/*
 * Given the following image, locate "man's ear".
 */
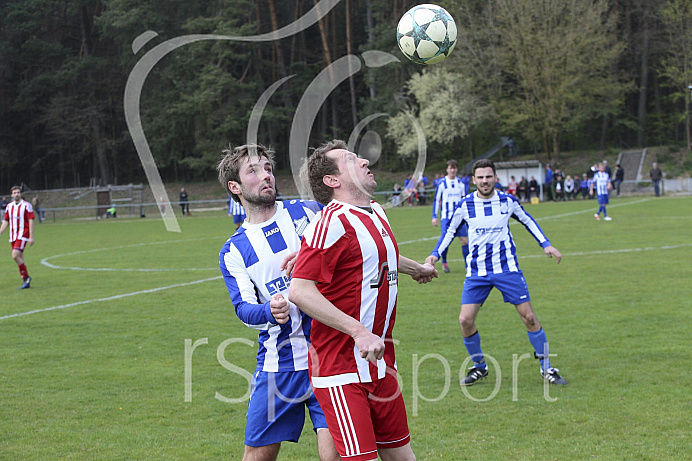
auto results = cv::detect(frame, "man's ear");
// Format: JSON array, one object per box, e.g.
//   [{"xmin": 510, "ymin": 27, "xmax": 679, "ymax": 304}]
[
  {"xmin": 228, "ymin": 181, "xmax": 242, "ymax": 196},
  {"xmin": 323, "ymin": 175, "xmax": 340, "ymax": 189}
]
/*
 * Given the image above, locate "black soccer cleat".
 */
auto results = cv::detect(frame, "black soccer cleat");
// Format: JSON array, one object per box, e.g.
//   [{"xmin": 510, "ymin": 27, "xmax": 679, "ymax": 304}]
[
  {"xmin": 19, "ymin": 276, "xmax": 31, "ymax": 289},
  {"xmin": 541, "ymin": 367, "xmax": 567, "ymax": 385},
  {"xmin": 460, "ymin": 365, "xmax": 488, "ymax": 386}
]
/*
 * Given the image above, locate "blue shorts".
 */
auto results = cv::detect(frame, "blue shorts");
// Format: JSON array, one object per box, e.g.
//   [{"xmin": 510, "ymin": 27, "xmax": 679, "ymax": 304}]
[
  {"xmin": 245, "ymin": 370, "xmax": 327, "ymax": 447},
  {"xmin": 233, "ymin": 213, "xmax": 246, "ymax": 224},
  {"xmin": 461, "ymin": 271, "xmax": 531, "ymax": 306},
  {"xmin": 597, "ymin": 194, "xmax": 609, "ymax": 206},
  {"xmin": 441, "ymin": 219, "xmax": 468, "ymax": 238}
]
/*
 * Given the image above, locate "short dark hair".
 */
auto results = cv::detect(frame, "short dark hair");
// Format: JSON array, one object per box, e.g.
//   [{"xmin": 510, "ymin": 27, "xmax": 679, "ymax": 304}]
[
  {"xmin": 472, "ymin": 159, "xmax": 496, "ymax": 175},
  {"xmin": 306, "ymin": 139, "xmax": 349, "ymax": 205},
  {"xmin": 446, "ymin": 159, "xmax": 458, "ymax": 169},
  {"xmin": 10, "ymin": 185, "xmax": 21, "ymax": 193},
  {"xmin": 216, "ymin": 144, "xmax": 275, "ymax": 203}
]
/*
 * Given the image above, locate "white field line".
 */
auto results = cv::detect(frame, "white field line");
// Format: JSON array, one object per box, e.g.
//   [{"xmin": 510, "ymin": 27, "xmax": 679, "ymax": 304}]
[{"xmin": 0, "ymin": 276, "xmax": 222, "ymax": 321}]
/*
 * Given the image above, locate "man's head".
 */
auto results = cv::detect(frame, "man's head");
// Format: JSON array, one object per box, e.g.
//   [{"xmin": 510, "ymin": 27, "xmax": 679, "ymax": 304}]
[
  {"xmin": 217, "ymin": 144, "xmax": 276, "ymax": 205},
  {"xmin": 471, "ymin": 159, "xmax": 497, "ymax": 199},
  {"xmin": 306, "ymin": 139, "xmax": 376, "ymax": 205},
  {"xmin": 653, "ymin": 162, "xmax": 658, "ymax": 167},
  {"xmin": 446, "ymin": 159, "xmax": 458, "ymax": 178},
  {"xmin": 598, "ymin": 162, "xmax": 606, "ymax": 172},
  {"xmin": 10, "ymin": 186, "xmax": 21, "ymax": 202}
]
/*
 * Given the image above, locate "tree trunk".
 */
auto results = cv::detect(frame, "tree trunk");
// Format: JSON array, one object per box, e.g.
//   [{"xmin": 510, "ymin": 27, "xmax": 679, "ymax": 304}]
[
  {"xmin": 600, "ymin": 114, "xmax": 609, "ymax": 151},
  {"xmin": 637, "ymin": 20, "xmax": 649, "ymax": 148},
  {"xmin": 365, "ymin": 0, "xmax": 377, "ymax": 100},
  {"xmin": 345, "ymin": 0, "xmax": 358, "ymax": 129}
]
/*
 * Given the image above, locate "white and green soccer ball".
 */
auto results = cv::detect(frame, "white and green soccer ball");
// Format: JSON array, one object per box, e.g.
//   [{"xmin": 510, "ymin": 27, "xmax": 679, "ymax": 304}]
[{"xmin": 397, "ymin": 4, "xmax": 457, "ymax": 65}]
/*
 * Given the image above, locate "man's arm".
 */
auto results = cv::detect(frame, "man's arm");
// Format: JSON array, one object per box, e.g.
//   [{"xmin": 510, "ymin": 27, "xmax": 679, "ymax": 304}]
[
  {"xmin": 289, "ymin": 278, "xmax": 385, "ymax": 363},
  {"xmin": 398, "ymin": 255, "xmax": 438, "ymax": 283},
  {"xmin": 27, "ymin": 218, "xmax": 34, "ymax": 246},
  {"xmin": 429, "ymin": 207, "xmax": 464, "ymax": 261},
  {"xmin": 0, "ymin": 220, "xmax": 7, "ymax": 236}
]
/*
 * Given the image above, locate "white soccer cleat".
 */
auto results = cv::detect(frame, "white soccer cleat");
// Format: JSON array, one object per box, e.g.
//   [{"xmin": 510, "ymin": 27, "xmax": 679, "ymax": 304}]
[
  {"xmin": 594, "ymin": 213, "xmax": 600, "ymax": 220},
  {"xmin": 604, "ymin": 216, "xmax": 612, "ymax": 221}
]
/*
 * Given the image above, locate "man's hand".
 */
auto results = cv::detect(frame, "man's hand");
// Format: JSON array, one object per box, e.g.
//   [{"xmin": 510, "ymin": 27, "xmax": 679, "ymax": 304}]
[
  {"xmin": 352, "ymin": 328, "xmax": 385, "ymax": 363},
  {"xmin": 27, "ymin": 238, "xmax": 35, "ymax": 246},
  {"xmin": 544, "ymin": 246, "xmax": 562, "ymax": 264},
  {"xmin": 280, "ymin": 251, "xmax": 299, "ymax": 278},
  {"xmin": 270, "ymin": 293, "xmax": 290, "ymax": 324},
  {"xmin": 411, "ymin": 262, "xmax": 438, "ymax": 284},
  {"xmin": 432, "ymin": 218, "xmax": 438, "ymax": 227},
  {"xmin": 425, "ymin": 255, "xmax": 439, "ymax": 266}
]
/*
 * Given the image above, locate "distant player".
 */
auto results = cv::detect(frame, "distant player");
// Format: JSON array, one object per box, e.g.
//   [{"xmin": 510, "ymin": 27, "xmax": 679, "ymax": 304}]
[
  {"xmin": 426, "ymin": 159, "xmax": 567, "ymax": 386},
  {"xmin": 431, "ymin": 159, "xmax": 469, "ymax": 273},
  {"xmin": 217, "ymin": 144, "xmax": 338, "ymax": 461},
  {"xmin": 227, "ymin": 197, "xmax": 246, "ymax": 230},
  {"xmin": 0, "ymin": 186, "xmax": 35, "ymax": 289},
  {"xmin": 591, "ymin": 162, "xmax": 612, "ymax": 221}
]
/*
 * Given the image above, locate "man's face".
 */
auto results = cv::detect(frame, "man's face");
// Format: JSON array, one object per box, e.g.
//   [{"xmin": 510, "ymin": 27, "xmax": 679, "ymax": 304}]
[
  {"xmin": 328, "ymin": 149, "xmax": 376, "ymax": 198},
  {"xmin": 233, "ymin": 155, "xmax": 276, "ymax": 206},
  {"xmin": 11, "ymin": 189, "xmax": 21, "ymax": 202},
  {"xmin": 599, "ymin": 163, "xmax": 606, "ymax": 172},
  {"xmin": 472, "ymin": 167, "xmax": 497, "ymax": 198},
  {"xmin": 446, "ymin": 164, "xmax": 458, "ymax": 178}
]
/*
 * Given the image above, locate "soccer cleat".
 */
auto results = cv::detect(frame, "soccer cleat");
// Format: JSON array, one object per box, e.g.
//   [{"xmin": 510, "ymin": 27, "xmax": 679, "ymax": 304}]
[
  {"xmin": 604, "ymin": 216, "xmax": 612, "ymax": 221},
  {"xmin": 541, "ymin": 367, "xmax": 567, "ymax": 385},
  {"xmin": 594, "ymin": 213, "xmax": 600, "ymax": 220},
  {"xmin": 442, "ymin": 263, "xmax": 450, "ymax": 273},
  {"xmin": 19, "ymin": 276, "xmax": 31, "ymax": 289},
  {"xmin": 460, "ymin": 365, "xmax": 488, "ymax": 386}
]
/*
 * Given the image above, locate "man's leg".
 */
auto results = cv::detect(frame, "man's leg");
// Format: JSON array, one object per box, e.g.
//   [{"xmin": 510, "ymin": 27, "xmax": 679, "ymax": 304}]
[
  {"xmin": 379, "ymin": 443, "xmax": 416, "ymax": 461},
  {"xmin": 459, "ymin": 303, "xmax": 488, "ymax": 384},
  {"xmin": 242, "ymin": 443, "xmax": 281, "ymax": 461},
  {"xmin": 316, "ymin": 428, "xmax": 340, "ymax": 461},
  {"xmin": 12, "ymin": 249, "xmax": 29, "ymax": 281}
]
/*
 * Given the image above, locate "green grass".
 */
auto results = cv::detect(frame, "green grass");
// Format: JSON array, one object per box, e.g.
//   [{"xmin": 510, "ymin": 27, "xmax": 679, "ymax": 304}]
[{"xmin": 1, "ymin": 197, "xmax": 690, "ymax": 460}]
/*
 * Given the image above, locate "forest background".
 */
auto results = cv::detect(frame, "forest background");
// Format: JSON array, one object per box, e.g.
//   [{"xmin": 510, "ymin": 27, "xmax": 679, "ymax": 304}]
[{"xmin": 2, "ymin": 0, "xmax": 692, "ymax": 193}]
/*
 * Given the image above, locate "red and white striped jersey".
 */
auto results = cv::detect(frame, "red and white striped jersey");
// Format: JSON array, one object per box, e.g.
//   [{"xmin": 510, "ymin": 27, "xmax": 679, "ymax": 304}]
[
  {"xmin": 292, "ymin": 199, "xmax": 400, "ymax": 388},
  {"xmin": 3, "ymin": 199, "xmax": 34, "ymax": 242}
]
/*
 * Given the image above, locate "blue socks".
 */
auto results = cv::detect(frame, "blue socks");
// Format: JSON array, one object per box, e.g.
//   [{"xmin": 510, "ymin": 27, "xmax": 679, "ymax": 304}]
[
  {"xmin": 463, "ymin": 331, "xmax": 486, "ymax": 369},
  {"xmin": 462, "ymin": 244, "xmax": 469, "ymax": 268},
  {"xmin": 528, "ymin": 328, "xmax": 550, "ymax": 371}
]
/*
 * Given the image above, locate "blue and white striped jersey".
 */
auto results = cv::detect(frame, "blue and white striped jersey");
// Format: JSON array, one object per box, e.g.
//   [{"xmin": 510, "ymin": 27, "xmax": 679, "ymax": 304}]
[
  {"xmin": 229, "ymin": 199, "xmax": 246, "ymax": 218},
  {"xmin": 219, "ymin": 200, "xmax": 322, "ymax": 372},
  {"xmin": 432, "ymin": 176, "xmax": 465, "ymax": 220},
  {"xmin": 593, "ymin": 171, "xmax": 610, "ymax": 196},
  {"xmin": 432, "ymin": 191, "xmax": 551, "ymax": 277}
]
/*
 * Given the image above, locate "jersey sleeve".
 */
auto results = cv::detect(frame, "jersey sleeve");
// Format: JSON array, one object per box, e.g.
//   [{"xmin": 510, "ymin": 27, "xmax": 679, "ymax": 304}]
[
  {"xmin": 510, "ymin": 198, "xmax": 551, "ymax": 248},
  {"xmin": 431, "ymin": 183, "xmax": 443, "ymax": 219},
  {"xmin": 431, "ymin": 205, "xmax": 465, "ymax": 259},
  {"xmin": 219, "ymin": 243, "xmax": 276, "ymax": 330}
]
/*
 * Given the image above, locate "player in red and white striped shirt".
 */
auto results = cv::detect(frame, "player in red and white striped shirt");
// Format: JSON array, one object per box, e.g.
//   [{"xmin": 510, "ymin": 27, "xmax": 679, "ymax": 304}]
[
  {"xmin": 290, "ymin": 140, "xmax": 437, "ymax": 461},
  {"xmin": 0, "ymin": 186, "xmax": 35, "ymax": 289}
]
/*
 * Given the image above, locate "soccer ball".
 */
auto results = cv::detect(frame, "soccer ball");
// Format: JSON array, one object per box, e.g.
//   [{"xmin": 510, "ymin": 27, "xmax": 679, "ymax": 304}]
[{"xmin": 397, "ymin": 4, "xmax": 457, "ymax": 65}]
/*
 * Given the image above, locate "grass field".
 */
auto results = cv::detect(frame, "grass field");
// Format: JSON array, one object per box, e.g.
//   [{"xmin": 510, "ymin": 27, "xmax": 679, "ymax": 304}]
[{"xmin": 1, "ymin": 196, "xmax": 690, "ymax": 460}]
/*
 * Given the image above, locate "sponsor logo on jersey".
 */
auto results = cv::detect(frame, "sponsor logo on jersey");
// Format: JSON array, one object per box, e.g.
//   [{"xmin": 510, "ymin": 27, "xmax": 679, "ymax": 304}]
[
  {"xmin": 380, "ymin": 228, "xmax": 389, "ymax": 239},
  {"xmin": 264, "ymin": 226, "xmax": 280, "ymax": 238},
  {"xmin": 369, "ymin": 262, "xmax": 398, "ymax": 288},
  {"xmin": 475, "ymin": 227, "xmax": 504, "ymax": 236},
  {"xmin": 266, "ymin": 275, "xmax": 291, "ymax": 296},
  {"xmin": 293, "ymin": 216, "xmax": 308, "ymax": 237}
]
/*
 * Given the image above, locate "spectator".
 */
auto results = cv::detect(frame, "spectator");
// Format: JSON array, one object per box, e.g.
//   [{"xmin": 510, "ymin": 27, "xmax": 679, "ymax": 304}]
[
  {"xmin": 0, "ymin": 196, "xmax": 8, "ymax": 215},
  {"xmin": 544, "ymin": 165, "xmax": 554, "ymax": 201},
  {"xmin": 603, "ymin": 160, "xmax": 612, "ymax": 177},
  {"xmin": 31, "ymin": 195, "xmax": 45, "ymax": 223},
  {"xmin": 564, "ymin": 175, "xmax": 574, "ymax": 200},
  {"xmin": 649, "ymin": 162, "xmax": 662, "ymax": 196},
  {"xmin": 106, "ymin": 204, "xmax": 117, "ymax": 218},
  {"xmin": 404, "ymin": 174, "xmax": 417, "ymax": 206},
  {"xmin": 417, "ymin": 180, "xmax": 428, "ymax": 205},
  {"xmin": 580, "ymin": 173, "xmax": 589, "ymax": 199},
  {"xmin": 392, "ymin": 183, "xmax": 403, "ymax": 207},
  {"xmin": 554, "ymin": 174, "xmax": 564, "ymax": 201},
  {"xmin": 528, "ymin": 176, "xmax": 538, "ymax": 200},
  {"xmin": 179, "ymin": 187, "xmax": 190, "ymax": 215},
  {"xmin": 518, "ymin": 176, "xmax": 528, "ymax": 202},
  {"xmin": 507, "ymin": 176, "xmax": 518, "ymax": 197},
  {"xmin": 613, "ymin": 164, "xmax": 624, "ymax": 197}
]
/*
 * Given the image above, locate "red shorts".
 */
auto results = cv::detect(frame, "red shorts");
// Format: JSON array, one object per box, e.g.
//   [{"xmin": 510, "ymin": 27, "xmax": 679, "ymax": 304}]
[
  {"xmin": 10, "ymin": 239, "xmax": 28, "ymax": 251},
  {"xmin": 313, "ymin": 372, "xmax": 410, "ymax": 461}
]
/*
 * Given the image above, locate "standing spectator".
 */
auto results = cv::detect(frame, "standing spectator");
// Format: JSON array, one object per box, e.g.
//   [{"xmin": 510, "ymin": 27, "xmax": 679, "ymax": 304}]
[
  {"xmin": 518, "ymin": 176, "xmax": 528, "ymax": 202},
  {"xmin": 0, "ymin": 186, "xmax": 35, "ymax": 289},
  {"xmin": 528, "ymin": 176, "xmax": 538, "ymax": 200},
  {"xmin": 31, "ymin": 194, "xmax": 45, "ymax": 223},
  {"xmin": 507, "ymin": 176, "xmax": 518, "ymax": 197},
  {"xmin": 404, "ymin": 174, "xmax": 417, "ymax": 206},
  {"xmin": 432, "ymin": 160, "xmax": 469, "ymax": 273},
  {"xmin": 544, "ymin": 164, "xmax": 555, "ymax": 201},
  {"xmin": 179, "ymin": 187, "xmax": 190, "ymax": 215},
  {"xmin": 392, "ymin": 183, "xmax": 403, "ymax": 207},
  {"xmin": 580, "ymin": 174, "xmax": 589, "ymax": 199},
  {"xmin": 603, "ymin": 160, "xmax": 612, "ymax": 178},
  {"xmin": 426, "ymin": 159, "xmax": 566, "ymax": 386},
  {"xmin": 613, "ymin": 164, "xmax": 624, "ymax": 197},
  {"xmin": 649, "ymin": 162, "xmax": 662, "ymax": 196},
  {"xmin": 591, "ymin": 163, "xmax": 612, "ymax": 221},
  {"xmin": 217, "ymin": 144, "xmax": 339, "ymax": 461},
  {"xmin": 0, "ymin": 196, "xmax": 8, "ymax": 215},
  {"xmin": 564, "ymin": 175, "xmax": 575, "ymax": 200},
  {"xmin": 290, "ymin": 140, "xmax": 437, "ymax": 461}
]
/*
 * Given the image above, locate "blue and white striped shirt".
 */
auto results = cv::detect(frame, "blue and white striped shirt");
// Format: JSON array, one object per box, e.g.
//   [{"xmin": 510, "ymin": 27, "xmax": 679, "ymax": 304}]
[
  {"xmin": 593, "ymin": 171, "xmax": 610, "ymax": 196},
  {"xmin": 219, "ymin": 200, "xmax": 322, "ymax": 372},
  {"xmin": 432, "ymin": 191, "xmax": 551, "ymax": 277},
  {"xmin": 432, "ymin": 176, "xmax": 465, "ymax": 220}
]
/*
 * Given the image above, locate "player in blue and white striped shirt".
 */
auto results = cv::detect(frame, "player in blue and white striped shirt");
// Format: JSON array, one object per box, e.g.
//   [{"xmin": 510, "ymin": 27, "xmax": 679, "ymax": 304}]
[
  {"xmin": 431, "ymin": 160, "xmax": 469, "ymax": 273},
  {"xmin": 217, "ymin": 144, "xmax": 339, "ymax": 460},
  {"xmin": 427, "ymin": 159, "xmax": 567, "ymax": 386},
  {"xmin": 590, "ymin": 162, "xmax": 612, "ymax": 221}
]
